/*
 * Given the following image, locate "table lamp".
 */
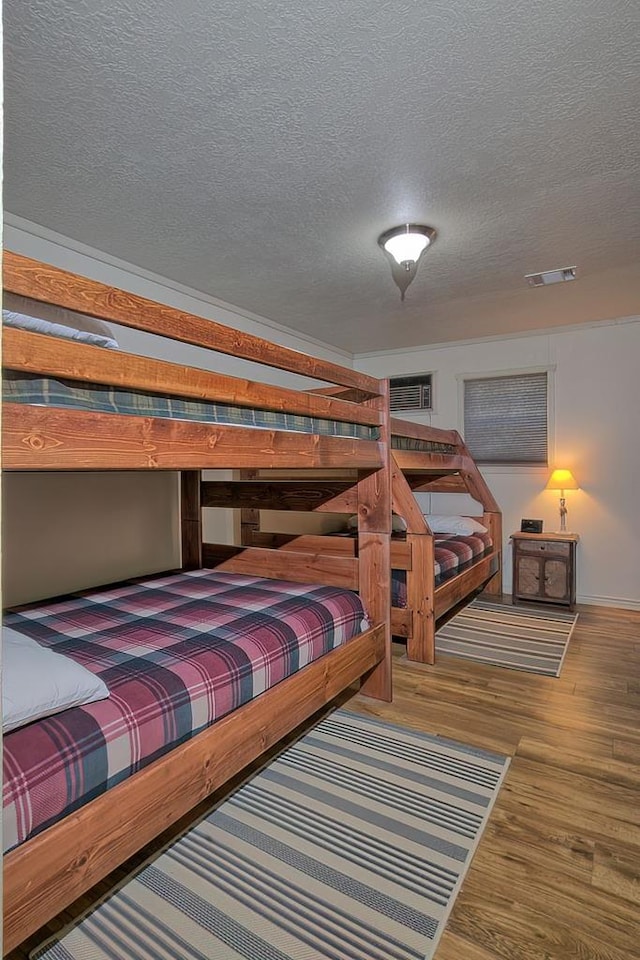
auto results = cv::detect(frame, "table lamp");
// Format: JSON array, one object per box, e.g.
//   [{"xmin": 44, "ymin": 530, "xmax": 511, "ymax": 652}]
[{"xmin": 546, "ymin": 468, "xmax": 579, "ymax": 533}]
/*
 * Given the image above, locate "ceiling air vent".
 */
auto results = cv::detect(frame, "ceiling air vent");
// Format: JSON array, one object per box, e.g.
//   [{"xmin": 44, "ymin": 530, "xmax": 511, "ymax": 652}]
[
  {"xmin": 525, "ymin": 266, "xmax": 577, "ymax": 287},
  {"xmin": 389, "ymin": 374, "xmax": 433, "ymax": 412}
]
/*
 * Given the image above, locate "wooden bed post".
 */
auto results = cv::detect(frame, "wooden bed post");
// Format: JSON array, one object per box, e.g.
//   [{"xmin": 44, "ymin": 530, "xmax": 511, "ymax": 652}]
[
  {"xmin": 456, "ymin": 436, "xmax": 503, "ymax": 597},
  {"xmin": 391, "ymin": 459, "xmax": 436, "ymax": 663},
  {"xmin": 181, "ymin": 470, "xmax": 202, "ymax": 569},
  {"xmin": 482, "ymin": 511, "xmax": 503, "ymax": 596},
  {"xmin": 239, "ymin": 468, "xmax": 259, "ymax": 546},
  {"xmin": 358, "ymin": 382, "xmax": 392, "ymax": 701}
]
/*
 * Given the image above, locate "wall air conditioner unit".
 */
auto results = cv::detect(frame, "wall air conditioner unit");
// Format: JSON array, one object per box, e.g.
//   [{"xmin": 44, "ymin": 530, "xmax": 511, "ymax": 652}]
[{"xmin": 389, "ymin": 374, "xmax": 433, "ymax": 412}]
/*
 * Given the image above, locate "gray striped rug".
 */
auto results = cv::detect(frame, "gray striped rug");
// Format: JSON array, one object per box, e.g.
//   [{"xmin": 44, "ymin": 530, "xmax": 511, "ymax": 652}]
[
  {"xmin": 436, "ymin": 599, "xmax": 578, "ymax": 676},
  {"xmin": 33, "ymin": 710, "xmax": 509, "ymax": 960}
]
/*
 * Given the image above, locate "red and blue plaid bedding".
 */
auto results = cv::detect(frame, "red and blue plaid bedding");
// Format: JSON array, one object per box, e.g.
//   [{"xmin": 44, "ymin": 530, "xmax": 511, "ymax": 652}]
[
  {"xmin": 392, "ymin": 531, "xmax": 493, "ymax": 607},
  {"xmin": 2, "ymin": 569, "xmax": 367, "ymax": 853}
]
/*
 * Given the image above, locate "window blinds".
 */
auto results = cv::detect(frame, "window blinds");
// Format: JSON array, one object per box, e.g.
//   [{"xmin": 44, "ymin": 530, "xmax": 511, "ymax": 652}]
[{"xmin": 464, "ymin": 372, "xmax": 548, "ymax": 464}]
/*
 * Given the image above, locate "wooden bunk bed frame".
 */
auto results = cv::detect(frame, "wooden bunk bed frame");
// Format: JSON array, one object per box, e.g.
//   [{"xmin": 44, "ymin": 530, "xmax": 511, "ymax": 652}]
[
  {"xmin": 1, "ymin": 252, "xmax": 392, "ymax": 954},
  {"xmin": 238, "ymin": 417, "xmax": 502, "ymax": 666},
  {"xmin": 387, "ymin": 417, "xmax": 502, "ymax": 662}
]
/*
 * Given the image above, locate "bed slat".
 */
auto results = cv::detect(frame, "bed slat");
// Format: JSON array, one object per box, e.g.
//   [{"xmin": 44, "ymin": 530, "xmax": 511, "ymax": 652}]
[{"xmin": 201, "ymin": 479, "xmax": 357, "ymax": 511}]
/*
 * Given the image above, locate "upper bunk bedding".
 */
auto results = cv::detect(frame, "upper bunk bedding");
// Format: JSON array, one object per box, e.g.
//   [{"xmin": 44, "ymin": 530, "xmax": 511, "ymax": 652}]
[
  {"xmin": 3, "ymin": 371, "xmax": 379, "ymax": 440},
  {"xmin": 3, "ymin": 568, "xmax": 367, "ymax": 853},
  {"xmin": 391, "ymin": 435, "xmax": 457, "ymax": 453},
  {"xmin": 3, "ymin": 256, "xmax": 387, "ymax": 472},
  {"xmin": 392, "ymin": 530, "xmax": 493, "ymax": 606}
]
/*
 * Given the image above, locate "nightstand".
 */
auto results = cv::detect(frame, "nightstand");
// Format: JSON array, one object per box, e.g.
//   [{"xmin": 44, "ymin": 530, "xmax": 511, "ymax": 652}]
[{"xmin": 511, "ymin": 532, "xmax": 579, "ymax": 610}]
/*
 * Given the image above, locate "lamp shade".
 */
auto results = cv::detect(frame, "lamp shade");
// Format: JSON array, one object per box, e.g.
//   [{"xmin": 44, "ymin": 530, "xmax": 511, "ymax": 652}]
[
  {"xmin": 546, "ymin": 468, "xmax": 579, "ymax": 491},
  {"xmin": 378, "ymin": 224, "xmax": 437, "ymax": 267},
  {"xmin": 382, "ymin": 231, "xmax": 431, "ymax": 266},
  {"xmin": 377, "ymin": 224, "xmax": 437, "ymax": 301}
]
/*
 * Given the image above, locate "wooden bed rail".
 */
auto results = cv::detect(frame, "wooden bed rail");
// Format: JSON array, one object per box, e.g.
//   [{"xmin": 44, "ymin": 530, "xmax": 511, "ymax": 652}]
[
  {"xmin": 390, "ymin": 418, "xmax": 460, "ymax": 447},
  {"xmin": 2, "ymin": 404, "xmax": 384, "ymax": 471},
  {"xmin": 3, "ymin": 251, "xmax": 381, "ymax": 395},
  {"xmin": 2, "ymin": 327, "xmax": 381, "ymax": 428},
  {"xmin": 200, "ymin": 478, "xmax": 362, "ymax": 512},
  {"xmin": 201, "ymin": 542, "xmax": 359, "ymax": 588},
  {"xmin": 3, "ymin": 255, "xmax": 387, "ymax": 471}
]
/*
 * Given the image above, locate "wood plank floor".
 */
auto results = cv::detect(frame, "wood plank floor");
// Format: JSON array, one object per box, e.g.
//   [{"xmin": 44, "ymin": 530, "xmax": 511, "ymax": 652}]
[
  {"xmin": 350, "ymin": 601, "xmax": 640, "ymax": 960},
  {"xmin": 8, "ymin": 601, "xmax": 640, "ymax": 960}
]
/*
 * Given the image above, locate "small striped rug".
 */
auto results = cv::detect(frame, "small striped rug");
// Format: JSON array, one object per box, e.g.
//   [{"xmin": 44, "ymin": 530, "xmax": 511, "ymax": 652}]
[
  {"xmin": 33, "ymin": 710, "xmax": 509, "ymax": 960},
  {"xmin": 436, "ymin": 599, "xmax": 578, "ymax": 676}
]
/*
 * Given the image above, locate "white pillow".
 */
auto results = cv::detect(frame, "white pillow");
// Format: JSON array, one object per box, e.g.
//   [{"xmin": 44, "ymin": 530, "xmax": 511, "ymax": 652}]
[
  {"xmin": 424, "ymin": 515, "xmax": 488, "ymax": 536},
  {"xmin": 3, "ymin": 309, "xmax": 119, "ymax": 350},
  {"xmin": 347, "ymin": 514, "xmax": 407, "ymax": 532},
  {"xmin": 2, "ymin": 627, "xmax": 110, "ymax": 733},
  {"xmin": 3, "ymin": 293, "xmax": 119, "ymax": 343}
]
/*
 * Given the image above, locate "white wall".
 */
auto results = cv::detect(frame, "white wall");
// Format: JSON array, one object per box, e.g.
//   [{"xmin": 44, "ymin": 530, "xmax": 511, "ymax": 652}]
[
  {"xmin": 356, "ymin": 319, "xmax": 640, "ymax": 610},
  {"xmin": 3, "ymin": 219, "xmax": 353, "ymax": 604},
  {"xmin": 3, "ymin": 471, "xmax": 180, "ymax": 606}
]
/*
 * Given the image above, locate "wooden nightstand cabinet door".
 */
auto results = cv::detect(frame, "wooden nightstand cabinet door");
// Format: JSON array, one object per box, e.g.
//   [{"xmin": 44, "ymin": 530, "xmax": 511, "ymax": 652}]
[
  {"xmin": 517, "ymin": 555, "xmax": 541, "ymax": 599},
  {"xmin": 544, "ymin": 559, "xmax": 569, "ymax": 601}
]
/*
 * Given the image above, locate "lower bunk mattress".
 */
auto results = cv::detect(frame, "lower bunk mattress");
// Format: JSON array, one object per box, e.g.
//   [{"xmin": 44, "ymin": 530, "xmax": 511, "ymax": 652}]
[
  {"xmin": 3, "ymin": 569, "xmax": 368, "ymax": 853},
  {"xmin": 392, "ymin": 531, "xmax": 493, "ymax": 607}
]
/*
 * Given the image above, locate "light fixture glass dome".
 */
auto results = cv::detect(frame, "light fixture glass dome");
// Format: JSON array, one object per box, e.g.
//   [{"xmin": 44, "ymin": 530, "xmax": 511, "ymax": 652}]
[
  {"xmin": 382, "ymin": 229, "xmax": 432, "ymax": 266},
  {"xmin": 377, "ymin": 224, "xmax": 437, "ymax": 300}
]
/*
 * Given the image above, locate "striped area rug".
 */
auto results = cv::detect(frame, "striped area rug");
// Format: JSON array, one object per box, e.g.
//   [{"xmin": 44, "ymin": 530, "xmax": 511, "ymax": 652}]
[
  {"xmin": 33, "ymin": 710, "xmax": 509, "ymax": 960},
  {"xmin": 436, "ymin": 599, "xmax": 578, "ymax": 676}
]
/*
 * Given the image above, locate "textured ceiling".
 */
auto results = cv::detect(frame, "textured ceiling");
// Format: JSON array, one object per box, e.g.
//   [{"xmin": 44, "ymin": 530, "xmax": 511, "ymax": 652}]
[{"xmin": 5, "ymin": 0, "xmax": 640, "ymax": 353}]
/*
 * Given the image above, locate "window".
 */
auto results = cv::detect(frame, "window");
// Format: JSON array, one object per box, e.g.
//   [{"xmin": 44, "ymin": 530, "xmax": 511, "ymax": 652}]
[
  {"xmin": 389, "ymin": 374, "xmax": 433, "ymax": 412},
  {"xmin": 463, "ymin": 372, "xmax": 548, "ymax": 464}
]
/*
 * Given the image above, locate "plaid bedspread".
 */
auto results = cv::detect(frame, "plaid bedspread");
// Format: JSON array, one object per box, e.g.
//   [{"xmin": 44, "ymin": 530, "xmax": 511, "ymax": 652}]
[
  {"xmin": 392, "ymin": 532, "xmax": 493, "ymax": 607},
  {"xmin": 3, "ymin": 570, "xmax": 367, "ymax": 853},
  {"xmin": 3, "ymin": 372, "xmax": 378, "ymax": 441}
]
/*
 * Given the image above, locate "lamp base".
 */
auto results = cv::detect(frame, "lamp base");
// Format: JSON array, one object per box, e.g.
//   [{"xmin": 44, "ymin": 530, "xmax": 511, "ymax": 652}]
[{"xmin": 559, "ymin": 496, "xmax": 568, "ymax": 533}]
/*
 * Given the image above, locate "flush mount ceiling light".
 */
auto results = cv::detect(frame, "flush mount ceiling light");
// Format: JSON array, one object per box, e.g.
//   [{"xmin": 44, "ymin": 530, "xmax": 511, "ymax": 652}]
[{"xmin": 378, "ymin": 224, "xmax": 437, "ymax": 301}]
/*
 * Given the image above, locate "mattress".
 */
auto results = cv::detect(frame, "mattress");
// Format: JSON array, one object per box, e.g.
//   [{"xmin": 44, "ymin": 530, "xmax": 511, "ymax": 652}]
[
  {"xmin": 3, "ymin": 569, "xmax": 367, "ymax": 852},
  {"xmin": 3, "ymin": 371, "xmax": 379, "ymax": 441},
  {"xmin": 392, "ymin": 531, "xmax": 493, "ymax": 606},
  {"xmin": 391, "ymin": 435, "xmax": 457, "ymax": 453}
]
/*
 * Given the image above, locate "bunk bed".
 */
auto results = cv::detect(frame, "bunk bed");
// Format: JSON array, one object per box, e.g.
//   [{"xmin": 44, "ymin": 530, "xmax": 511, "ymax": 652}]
[
  {"xmin": 239, "ymin": 418, "xmax": 502, "ymax": 666},
  {"xmin": 1, "ymin": 252, "xmax": 392, "ymax": 955},
  {"xmin": 387, "ymin": 418, "xmax": 502, "ymax": 662}
]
